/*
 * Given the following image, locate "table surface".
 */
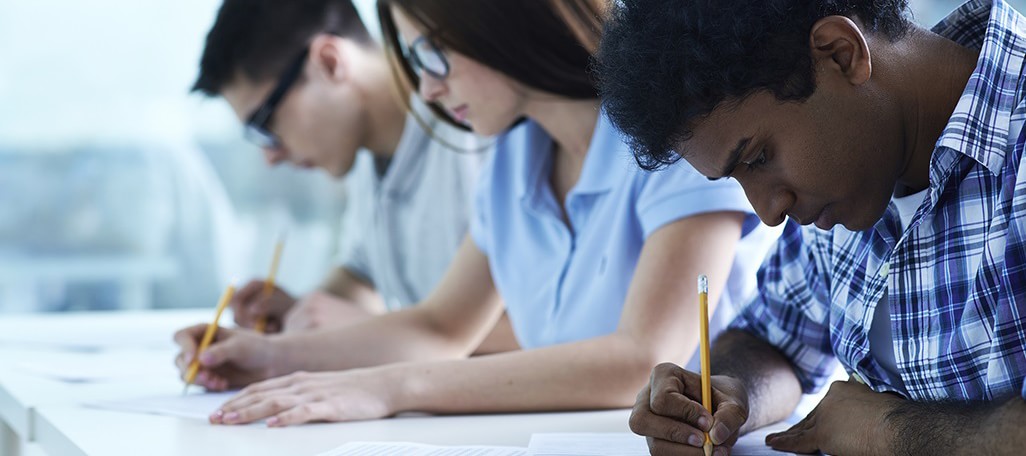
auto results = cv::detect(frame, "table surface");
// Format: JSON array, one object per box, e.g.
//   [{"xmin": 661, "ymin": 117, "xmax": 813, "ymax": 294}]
[{"xmin": 0, "ymin": 309, "xmax": 802, "ymax": 456}]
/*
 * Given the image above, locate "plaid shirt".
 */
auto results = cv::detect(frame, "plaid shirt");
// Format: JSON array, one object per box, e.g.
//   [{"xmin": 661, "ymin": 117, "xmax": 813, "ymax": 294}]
[{"xmin": 731, "ymin": 0, "xmax": 1026, "ymax": 401}]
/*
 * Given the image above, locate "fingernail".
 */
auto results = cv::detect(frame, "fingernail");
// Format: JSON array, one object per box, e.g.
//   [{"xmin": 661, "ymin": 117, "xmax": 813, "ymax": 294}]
[
  {"xmin": 688, "ymin": 434, "xmax": 703, "ymax": 447},
  {"xmin": 224, "ymin": 412, "xmax": 239, "ymax": 423},
  {"xmin": 697, "ymin": 416, "xmax": 711, "ymax": 430},
  {"xmin": 184, "ymin": 353, "xmax": 193, "ymax": 364},
  {"xmin": 711, "ymin": 422, "xmax": 730, "ymax": 444},
  {"xmin": 714, "ymin": 448, "xmax": 727, "ymax": 456},
  {"xmin": 267, "ymin": 417, "xmax": 279, "ymax": 427},
  {"xmin": 197, "ymin": 372, "xmax": 208, "ymax": 383},
  {"xmin": 199, "ymin": 353, "xmax": 214, "ymax": 364}
]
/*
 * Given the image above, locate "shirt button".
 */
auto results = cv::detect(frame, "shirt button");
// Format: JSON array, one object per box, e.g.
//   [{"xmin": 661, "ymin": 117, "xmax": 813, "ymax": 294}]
[{"xmin": 878, "ymin": 263, "xmax": 890, "ymax": 278}]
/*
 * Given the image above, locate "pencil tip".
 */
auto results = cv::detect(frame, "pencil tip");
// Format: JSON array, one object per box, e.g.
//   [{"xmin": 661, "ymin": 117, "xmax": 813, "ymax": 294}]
[{"xmin": 703, "ymin": 442, "xmax": 713, "ymax": 456}]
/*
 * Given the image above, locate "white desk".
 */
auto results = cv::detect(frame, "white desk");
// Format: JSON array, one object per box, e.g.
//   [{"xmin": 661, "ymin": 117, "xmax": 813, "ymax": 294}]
[
  {"xmin": 0, "ymin": 310, "xmax": 804, "ymax": 456},
  {"xmin": 33, "ymin": 407, "xmax": 631, "ymax": 456},
  {"xmin": 0, "ymin": 309, "xmax": 209, "ymax": 454}
]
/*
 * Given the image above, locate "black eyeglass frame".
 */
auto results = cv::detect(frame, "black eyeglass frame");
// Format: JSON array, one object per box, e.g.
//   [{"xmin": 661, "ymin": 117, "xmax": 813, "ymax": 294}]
[
  {"xmin": 243, "ymin": 47, "xmax": 311, "ymax": 149},
  {"xmin": 405, "ymin": 35, "xmax": 450, "ymax": 80}
]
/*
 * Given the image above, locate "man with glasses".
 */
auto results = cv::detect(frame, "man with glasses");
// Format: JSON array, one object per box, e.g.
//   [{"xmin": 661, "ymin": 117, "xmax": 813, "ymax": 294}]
[{"xmin": 190, "ymin": 0, "xmax": 516, "ymax": 354}]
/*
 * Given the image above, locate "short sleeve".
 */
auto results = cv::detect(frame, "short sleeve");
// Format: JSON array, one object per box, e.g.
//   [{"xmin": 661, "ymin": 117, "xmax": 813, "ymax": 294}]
[
  {"xmin": 729, "ymin": 221, "xmax": 837, "ymax": 393},
  {"xmin": 635, "ymin": 163, "xmax": 755, "ymax": 239}
]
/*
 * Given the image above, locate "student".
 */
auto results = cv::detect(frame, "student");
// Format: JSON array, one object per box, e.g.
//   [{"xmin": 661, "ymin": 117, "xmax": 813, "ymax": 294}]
[
  {"xmin": 192, "ymin": 0, "xmax": 517, "ymax": 353},
  {"xmin": 173, "ymin": 0, "xmax": 775, "ymax": 425},
  {"xmin": 597, "ymin": 0, "xmax": 1026, "ymax": 454}
]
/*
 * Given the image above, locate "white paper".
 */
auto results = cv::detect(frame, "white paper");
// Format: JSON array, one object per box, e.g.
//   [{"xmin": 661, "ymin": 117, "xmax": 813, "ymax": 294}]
[
  {"xmin": 527, "ymin": 424, "xmax": 800, "ymax": 456},
  {"xmin": 318, "ymin": 442, "xmax": 527, "ymax": 456},
  {"xmin": 85, "ymin": 391, "xmax": 237, "ymax": 420}
]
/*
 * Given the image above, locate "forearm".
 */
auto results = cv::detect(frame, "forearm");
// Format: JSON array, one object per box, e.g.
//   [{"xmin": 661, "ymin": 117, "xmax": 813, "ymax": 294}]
[
  {"xmin": 888, "ymin": 396, "xmax": 1026, "ymax": 456},
  {"xmin": 711, "ymin": 329, "xmax": 803, "ymax": 433},
  {"xmin": 319, "ymin": 267, "xmax": 385, "ymax": 314},
  {"xmin": 391, "ymin": 333, "xmax": 664, "ymax": 414},
  {"xmin": 269, "ymin": 305, "xmax": 487, "ymax": 375}
]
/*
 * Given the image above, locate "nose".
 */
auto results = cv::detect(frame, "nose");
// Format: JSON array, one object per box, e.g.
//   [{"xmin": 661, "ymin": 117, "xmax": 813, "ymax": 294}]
[
  {"xmin": 741, "ymin": 181, "xmax": 794, "ymax": 227},
  {"xmin": 262, "ymin": 147, "xmax": 288, "ymax": 166},
  {"xmin": 418, "ymin": 73, "xmax": 446, "ymax": 102}
]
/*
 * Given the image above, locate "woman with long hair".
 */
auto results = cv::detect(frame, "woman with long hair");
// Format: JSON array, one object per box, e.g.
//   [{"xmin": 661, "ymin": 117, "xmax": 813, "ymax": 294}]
[{"xmin": 173, "ymin": 0, "xmax": 774, "ymax": 426}]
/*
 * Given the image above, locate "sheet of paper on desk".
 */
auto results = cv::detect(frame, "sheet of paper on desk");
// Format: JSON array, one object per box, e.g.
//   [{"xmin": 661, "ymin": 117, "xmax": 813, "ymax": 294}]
[
  {"xmin": 85, "ymin": 391, "xmax": 237, "ymax": 420},
  {"xmin": 527, "ymin": 424, "xmax": 799, "ymax": 456},
  {"xmin": 317, "ymin": 442, "xmax": 526, "ymax": 456}
]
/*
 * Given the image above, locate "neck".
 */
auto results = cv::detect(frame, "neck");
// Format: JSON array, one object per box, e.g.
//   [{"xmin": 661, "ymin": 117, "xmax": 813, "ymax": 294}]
[
  {"xmin": 895, "ymin": 27, "xmax": 979, "ymax": 192},
  {"xmin": 361, "ymin": 55, "xmax": 407, "ymax": 158},
  {"xmin": 523, "ymin": 96, "xmax": 601, "ymax": 159}
]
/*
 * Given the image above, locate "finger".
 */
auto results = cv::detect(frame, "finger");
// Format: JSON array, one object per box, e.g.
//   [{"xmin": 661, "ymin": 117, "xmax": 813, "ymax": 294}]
[
  {"xmin": 709, "ymin": 390, "xmax": 748, "ymax": 445},
  {"xmin": 766, "ymin": 427, "xmax": 819, "ymax": 454},
  {"xmin": 221, "ymin": 395, "xmax": 301, "ymax": 425},
  {"xmin": 231, "ymin": 281, "xmax": 266, "ymax": 326},
  {"xmin": 173, "ymin": 323, "xmax": 209, "ymax": 351},
  {"xmin": 651, "ymin": 363, "xmax": 705, "ymax": 400},
  {"xmin": 268, "ymin": 401, "xmax": 336, "ymax": 427},
  {"xmin": 197, "ymin": 329, "xmax": 241, "ymax": 367},
  {"xmin": 646, "ymin": 436, "xmax": 709, "ymax": 456},
  {"xmin": 630, "ymin": 385, "xmax": 707, "ymax": 447}
]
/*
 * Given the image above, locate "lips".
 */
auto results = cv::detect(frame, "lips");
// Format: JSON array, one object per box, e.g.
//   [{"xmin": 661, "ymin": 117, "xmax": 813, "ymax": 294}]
[{"xmin": 448, "ymin": 105, "xmax": 468, "ymax": 123}]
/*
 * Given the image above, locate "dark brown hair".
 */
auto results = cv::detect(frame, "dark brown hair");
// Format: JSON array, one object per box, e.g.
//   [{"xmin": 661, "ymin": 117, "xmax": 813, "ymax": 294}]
[
  {"xmin": 193, "ymin": 0, "xmax": 373, "ymax": 96},
  {"xmin": 377, "ymin": 0, "xmax": 607, "ymax": 129}
]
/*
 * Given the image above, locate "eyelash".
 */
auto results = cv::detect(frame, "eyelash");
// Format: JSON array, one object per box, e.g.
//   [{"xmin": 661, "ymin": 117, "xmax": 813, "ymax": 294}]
[{"xmin": 744, "ymin": 148, "xmax": 768, "ymax": 171}]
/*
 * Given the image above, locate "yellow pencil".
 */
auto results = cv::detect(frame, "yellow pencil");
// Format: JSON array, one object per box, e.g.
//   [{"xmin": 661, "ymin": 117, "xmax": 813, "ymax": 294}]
[
  {"xmin": 182, "ymin": 282, "xmax": 236, "ymax": 395},
  {"xmin": 254, "ymin": 236, "xmax": 285, "ymax": 334},
  {"xmin": 698, "ymin": 274, "xmax": 713, "ymax": 456}
]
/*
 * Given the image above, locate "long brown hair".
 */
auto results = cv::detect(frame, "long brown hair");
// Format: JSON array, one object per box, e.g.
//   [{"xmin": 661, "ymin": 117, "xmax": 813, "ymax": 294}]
[{"xmin": 377, "ymin": 0, "xmax": 607, "ymax": 130}]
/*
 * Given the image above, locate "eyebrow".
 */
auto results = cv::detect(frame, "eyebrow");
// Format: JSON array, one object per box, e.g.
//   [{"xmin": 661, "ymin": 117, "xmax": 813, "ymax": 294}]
[{"xmin": 707, "ymin": 137, "xmax": 751, "ymax": 181}]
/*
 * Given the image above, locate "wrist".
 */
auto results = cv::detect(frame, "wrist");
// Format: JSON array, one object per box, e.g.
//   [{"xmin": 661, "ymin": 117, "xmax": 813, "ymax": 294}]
[
  {"xmin": 378, "ymin": 364, "xmax": 420, "ymax": 415},
  {"xmin": 264, "ymin": 333, "xmax": 292, "ymax": 378}
]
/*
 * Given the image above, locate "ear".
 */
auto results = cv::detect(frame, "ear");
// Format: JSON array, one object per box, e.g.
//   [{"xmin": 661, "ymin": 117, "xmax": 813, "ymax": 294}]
[
  {"xmin": 808, "ymin": 16, "xmax": 872, "ymax": 86},
  {"xmin": 308, "ymin": 33, "xmax": 349, "ymax": 84}
]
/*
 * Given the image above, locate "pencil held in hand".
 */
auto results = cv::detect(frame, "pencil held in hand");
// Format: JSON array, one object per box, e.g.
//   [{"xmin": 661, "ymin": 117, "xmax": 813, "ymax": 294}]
[
  {"xmin": 254, "ymin": 237, "xmax": 285, "ymax": 333},
  {"xmin": 698, "ymin": 275, "xmax": 713, "ymax": 456},
  {"xmin": 183, "ymin": 283, "xmax": 236, "ymax": 394}
]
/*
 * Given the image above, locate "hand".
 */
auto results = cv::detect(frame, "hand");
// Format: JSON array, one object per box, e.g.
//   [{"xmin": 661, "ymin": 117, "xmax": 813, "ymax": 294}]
[
  {"xmin": 767, "ymin": 379, "xmax": 900, "ymax": 455},
  {"xmin": 173, "ymin": 324, "xmax": 278, "ymax": 391},
  {"xmin": 230, "ymin": 279, "xmax": 297, "ymax": 333},
  {"xmin": 629, "ymin": 363, "xmax": 749, "ymax": 456},
  {"xmin": 209, "ymin": 369, "xmax": 396, "ymax": 427},
  {"xmin": 281, "ymin": 291, "xmax": 376, "ymax": 333}
]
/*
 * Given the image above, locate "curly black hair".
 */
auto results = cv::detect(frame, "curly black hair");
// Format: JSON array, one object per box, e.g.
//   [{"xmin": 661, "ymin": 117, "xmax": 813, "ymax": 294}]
[{"xmin": 596, "ymin": 0, "xmax": 911, "ymax": 171}]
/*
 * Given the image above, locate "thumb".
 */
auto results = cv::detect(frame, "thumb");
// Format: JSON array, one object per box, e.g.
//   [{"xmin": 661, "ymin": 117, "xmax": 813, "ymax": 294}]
[
  {"xmin": 198, "ymin": 336, "xmax": 245, "ymax": 367},
  {"xmin": 710, "ymin": 392, "xmax": 748, "ymax": 445}
]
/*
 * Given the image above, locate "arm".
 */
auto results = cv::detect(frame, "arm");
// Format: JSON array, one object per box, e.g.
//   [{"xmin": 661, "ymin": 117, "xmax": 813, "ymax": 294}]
[
  {"xmin": 317, "ymin": 266, "xmax": 385, "ymax": 314},
  {"xmin": 215, "ymin": 211, "xmax": 750, "ymax": 424},
  {"xmin": 269, "ymin": 235, "xmax": 505, "ymax": 374},
  {"xmin": 887, "ymin": 396, "xmax": 1026, "ymax": 456}
]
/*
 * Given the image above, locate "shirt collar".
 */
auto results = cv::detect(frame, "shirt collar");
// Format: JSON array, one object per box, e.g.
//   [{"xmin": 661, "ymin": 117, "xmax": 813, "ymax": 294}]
[
  {"xmin": 521, "ymin": 110, "xmax": 623, "ymax": 202},
  {"xmin": 931, "ymin": 0, "xmax": 1025, "ymax": 175}
]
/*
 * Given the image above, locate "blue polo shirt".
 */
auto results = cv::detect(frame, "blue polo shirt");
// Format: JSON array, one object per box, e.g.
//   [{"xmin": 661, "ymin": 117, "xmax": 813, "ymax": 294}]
[{"xmin": 471, "ymin": 112, "xmax": 773, "ymax": 370}]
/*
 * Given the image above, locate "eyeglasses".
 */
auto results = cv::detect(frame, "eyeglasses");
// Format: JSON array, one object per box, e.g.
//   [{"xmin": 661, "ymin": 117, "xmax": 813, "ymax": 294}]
[
  {"xmin": 243, "ymin": 48, "xmax": 310, "ymax": 149},
  {"xmin": 405, "ymin": 35, "xmax": 449, "ymax": 80}
]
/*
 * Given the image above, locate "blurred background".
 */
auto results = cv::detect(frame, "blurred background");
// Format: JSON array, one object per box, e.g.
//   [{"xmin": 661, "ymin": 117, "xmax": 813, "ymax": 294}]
[{"xmin": 0, "ymin": 0, "xmax": 1019, "ymax": 314}]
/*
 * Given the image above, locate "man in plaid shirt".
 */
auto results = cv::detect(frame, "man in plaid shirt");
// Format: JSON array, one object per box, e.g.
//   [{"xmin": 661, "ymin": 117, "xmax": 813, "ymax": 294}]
[{"xmin": 598, "ymin": 0, "xmax": 1026, "ymax": 454}]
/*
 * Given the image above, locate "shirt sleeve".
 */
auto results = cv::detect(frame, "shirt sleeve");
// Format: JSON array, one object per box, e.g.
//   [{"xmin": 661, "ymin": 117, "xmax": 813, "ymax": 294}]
[
  {"xmin": 635, "ymin": 163, "xmax": 756, "ymax": 239},
  {"xmin": 728, "ymin": 220, "xmax": 837, "ymax": 393}
]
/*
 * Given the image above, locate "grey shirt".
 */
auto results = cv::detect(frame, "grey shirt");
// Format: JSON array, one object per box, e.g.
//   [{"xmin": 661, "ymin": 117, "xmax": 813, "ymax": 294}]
[{"xmin": 336, "ymin": 98, "xmax": 490, "ymax": 310}]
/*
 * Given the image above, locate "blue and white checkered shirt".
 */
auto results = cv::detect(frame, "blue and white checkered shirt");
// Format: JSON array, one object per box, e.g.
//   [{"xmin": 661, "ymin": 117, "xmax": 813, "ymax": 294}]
[{"xmin": 731, "ymin": 0, "xmax": 1026, "ymax": 401}]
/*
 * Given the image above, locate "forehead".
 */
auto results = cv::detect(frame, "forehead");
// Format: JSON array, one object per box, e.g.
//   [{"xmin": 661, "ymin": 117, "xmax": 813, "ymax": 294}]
[{"xmin": 678, "ymin": 92, "xmax": 785, "ymax": 176}]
